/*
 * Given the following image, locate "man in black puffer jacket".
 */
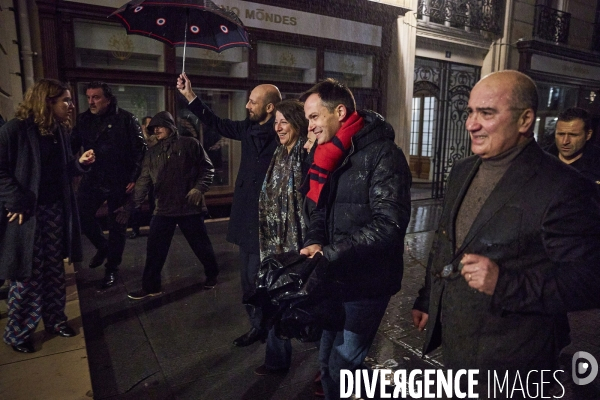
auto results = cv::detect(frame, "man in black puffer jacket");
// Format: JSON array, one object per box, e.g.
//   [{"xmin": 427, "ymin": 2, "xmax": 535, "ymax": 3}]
[{"xmin": 299, "ymin": 79, "xmax": 412, "ymax": 400}]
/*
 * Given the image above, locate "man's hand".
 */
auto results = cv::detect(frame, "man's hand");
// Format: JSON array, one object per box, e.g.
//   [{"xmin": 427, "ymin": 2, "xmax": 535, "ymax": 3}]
[
  {"xmin": 79, "ymin": 149, "xmax": 95, "ymax": 165},
  {"xmin": 411, "ymin": 309, "xmax": 428, "ymax": 332},
  {"xmin": 186, "ymin": 188, "xmax": 203, "ymax": 206},
  {"xmin": 176, "ymin": 73, "xmax": 197, "ymax": 103},
  {"xmin": 113, "ymin": 206, "xmax": 130, "ymax": 225},
  {"xmin": 300, "ymin": 244, "xmax": 323, "ymax": 258},
  {"xmin": 7, "ymin": 211, "xmax": 25, "ymax": 225},
  {"xmin": 460, "ymin": 253, "xmax": 499, "ymax": 295},
  {"xmin": 125, "ymin": 182, "xmax": 135, "ymax": 194}
]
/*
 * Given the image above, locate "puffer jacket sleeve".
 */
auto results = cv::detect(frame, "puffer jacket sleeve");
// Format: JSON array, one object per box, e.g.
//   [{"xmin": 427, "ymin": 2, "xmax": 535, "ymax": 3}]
[
  {"xmin": 322, "ymin": 143, "xmax": 412, "ymax": 266},
  {"xmin": 304, "ymin": 204, "xmax": 327, "ymax": 247},
  {"xmin": 194, "ymin": 142, "xmax": 214, "ymax": 193},
  {"xmin": 127, "ymin": 114, "xmax": 147, "ymax": 183}
]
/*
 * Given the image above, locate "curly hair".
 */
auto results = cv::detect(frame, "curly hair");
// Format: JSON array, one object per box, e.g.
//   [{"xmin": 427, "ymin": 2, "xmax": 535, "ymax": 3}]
[
  {"xmin": 15, "ymin": 79, "xmax": 72, "ymax": 135},
  {"xmin": 274, "ymin": 99, "xmax": 308, "ymax": 139}
]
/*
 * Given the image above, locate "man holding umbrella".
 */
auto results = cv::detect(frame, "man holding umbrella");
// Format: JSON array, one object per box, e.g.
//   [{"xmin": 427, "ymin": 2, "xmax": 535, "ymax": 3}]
[{"xmin": 177, "ymin": 73, "xmax": 281, "ymax": 347}]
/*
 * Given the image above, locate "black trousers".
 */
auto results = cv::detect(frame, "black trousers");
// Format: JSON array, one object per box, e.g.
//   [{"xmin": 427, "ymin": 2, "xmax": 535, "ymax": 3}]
[
  {"xmin": 142, "ymin": 214, "xmax": 219, "ymax": 292},
  {"xmin": 130, "ymin": 184, "xmax": 155, "ymax": 233},
  {"xmin": 239, "ymin": 248, "xmax": 263, "ymax": 331},
  {"xmin": 77, "ymin": 182, "xmax": 127, "ymax": 272}
]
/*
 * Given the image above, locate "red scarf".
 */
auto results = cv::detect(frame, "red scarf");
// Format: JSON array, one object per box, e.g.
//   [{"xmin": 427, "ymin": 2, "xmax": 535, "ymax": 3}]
[{"xmin": 306, "ymin": 112, "xmax": 364, "ymax": 204}]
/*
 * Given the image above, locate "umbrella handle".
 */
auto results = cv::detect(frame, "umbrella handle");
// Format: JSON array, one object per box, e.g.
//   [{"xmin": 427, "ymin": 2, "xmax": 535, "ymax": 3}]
[{"xmin": 182, "ymin": 18, "xmax": 187, "ymax": 74}]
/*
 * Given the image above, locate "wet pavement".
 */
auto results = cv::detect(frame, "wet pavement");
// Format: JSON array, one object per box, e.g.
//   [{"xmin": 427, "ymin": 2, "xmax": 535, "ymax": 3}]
[
  {"xmin": 72, "ymin": 198, "xmax": 445, "ymax": 400},
  {"xmin": 2, "ymin": 191, "xmax": 599, "ymax": 399}
]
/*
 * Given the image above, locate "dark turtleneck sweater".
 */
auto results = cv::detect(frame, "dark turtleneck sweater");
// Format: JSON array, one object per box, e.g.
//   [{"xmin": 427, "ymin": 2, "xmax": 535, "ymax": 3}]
[{"xmin": 455, "ymin": 138, "xmax": 533, "ymax": 248}]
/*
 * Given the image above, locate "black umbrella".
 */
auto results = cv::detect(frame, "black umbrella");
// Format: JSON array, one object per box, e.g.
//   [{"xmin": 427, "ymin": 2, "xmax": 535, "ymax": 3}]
[{"xmin": 110, "ymin": 0, "xmax": 250, "ymax": 72}]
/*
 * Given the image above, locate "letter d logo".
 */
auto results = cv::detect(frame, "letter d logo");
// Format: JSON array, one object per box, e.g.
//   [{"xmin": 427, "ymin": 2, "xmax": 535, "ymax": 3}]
[{"xmin": 572, "ymin": 351, "xmax": 598, "ymax": 385}]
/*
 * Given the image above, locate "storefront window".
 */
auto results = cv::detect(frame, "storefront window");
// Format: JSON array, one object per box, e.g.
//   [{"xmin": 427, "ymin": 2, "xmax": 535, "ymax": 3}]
[
  {"xmin": 324, "ymin": 51, "xmax": 373, "ymax": 88},
  {"xmin": 176, "ymin": 47, "xmax": 248, "ymax": 77},
  {"xmin": 177, "ymin": 88, "xmax": 247, "ymax": 190},
  {"xmin": 257, "ymin": 42, "xmax": 316, "ymax": 83},
  {"xmin": 76, "ymin": 83, "xmax": 165, "ymax": 124},
  {"xmin": 73, "ymin": 20, "xmax": 165, "ymax": 72}
]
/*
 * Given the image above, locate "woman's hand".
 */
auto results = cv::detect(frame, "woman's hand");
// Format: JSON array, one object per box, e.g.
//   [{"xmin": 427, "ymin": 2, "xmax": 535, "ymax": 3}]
[{"xmin": 79, "ymin": 149, "xmax": 95, "ymax": 165}]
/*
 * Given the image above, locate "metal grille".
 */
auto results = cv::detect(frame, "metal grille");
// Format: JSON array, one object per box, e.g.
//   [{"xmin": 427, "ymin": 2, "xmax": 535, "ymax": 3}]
[
  {"xmin": 417, "ymin": 0, "xmax": 505, "ymax": 35},
  {"xmin": 414, "ymin": 58, "xmax": 480, "ymax": 198},
  {"xmin": 410, "ymin": 96, "xmax": 436, "ymax": 158},
  {"xmin": 533, "ymin": 5, "xmax": 571, "ymax": 44}
]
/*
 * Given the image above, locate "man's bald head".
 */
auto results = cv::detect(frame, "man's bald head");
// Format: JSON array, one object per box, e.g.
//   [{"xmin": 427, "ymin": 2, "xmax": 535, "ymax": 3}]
[
  {"xmin": 246, "ymin": 84, "xmax": 282, "ymax": 125},
  {"xmin": 479, "ymin": 70, "xmax": 538, "ymax": 123},
  {"xmin": 466, "ymin": 70, "xmax": 538, "ymax": 158}
]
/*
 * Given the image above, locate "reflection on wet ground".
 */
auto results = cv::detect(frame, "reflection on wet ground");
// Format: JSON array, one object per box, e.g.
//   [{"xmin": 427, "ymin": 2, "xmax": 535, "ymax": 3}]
[{"xmin": 407, "ymin": 199, "xmax": 443, "ymax": 234}]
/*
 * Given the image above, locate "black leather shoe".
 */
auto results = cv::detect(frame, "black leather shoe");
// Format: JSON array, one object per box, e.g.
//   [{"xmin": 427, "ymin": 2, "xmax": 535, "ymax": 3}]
[
  {"xmin": 45, "ymin": 324, "xmax": 76, "ymax": 338},
  {"xmin": 98, "ymin": 272, "xmax": 118, "ymax": 290},
  {"xmin": 204, "ymin": 277, "xmax": 218, "ymax": 289},
  {"xmin": 128, "ymin": 230, "xmax": 140, "ymax": 239},
  {"xmin": 89, "ymin": 246, "xmax": 108, "ymax": 269},
  {"xmin": 233, "ymin": 328, "xmax": 267, "ymax": 347},
  {"xmin": 12, "ymin": 341, "xmax": 35, "ymax": 353}
]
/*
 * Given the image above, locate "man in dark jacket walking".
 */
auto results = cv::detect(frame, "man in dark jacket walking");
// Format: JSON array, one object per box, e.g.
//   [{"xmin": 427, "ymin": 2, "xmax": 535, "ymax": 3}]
[
  {"xmin": 71, "ymin": 82, "xmax": 146, "ymax": 290},
  {"xmin": 176, "ymin": 73, "xmax": 281, "ymax": 347},
  {"xmin": 299, "ymin": 79, "xmax": 412, "ymax": 399},
  {"xmin": 546, "ymin": 107, "xmax": 600, "ymax": 186},
  {"xmin": 127, "ymin": 111, "xmax": 218, "ymax": 299},
  {"xmin": 412, "ymin": 71, "xmax": 600, "ymax": 396}
]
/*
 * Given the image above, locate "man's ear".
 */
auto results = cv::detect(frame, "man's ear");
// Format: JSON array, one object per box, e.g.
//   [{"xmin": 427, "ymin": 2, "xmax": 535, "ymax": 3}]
[
  {"xmin": 266, "ymin": 103, "xmax": 275, "ymax": 114},
  {"xmin": 586, "ymin": 129, "xmax": 593, "ymax": 142},
  {"xmin": 336, "ymin": 104, "xmax": 347, "ymax": 122},
  {"xmin": 517, "ymin": 108, "xmax": 535, "ymax": 134}
]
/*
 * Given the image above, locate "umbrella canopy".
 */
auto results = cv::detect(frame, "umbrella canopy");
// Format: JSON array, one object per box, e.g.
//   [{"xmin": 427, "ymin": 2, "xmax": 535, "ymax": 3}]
[{"xmin": 110, "ymin": 0, "xmax": 250, "ymax": 53}]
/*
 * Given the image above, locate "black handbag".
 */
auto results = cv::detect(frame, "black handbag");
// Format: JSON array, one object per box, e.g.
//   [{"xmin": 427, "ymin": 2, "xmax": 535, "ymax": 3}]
[{"xmin": 245, "ymin": 251, "xmax": 344, "ymax": 341}]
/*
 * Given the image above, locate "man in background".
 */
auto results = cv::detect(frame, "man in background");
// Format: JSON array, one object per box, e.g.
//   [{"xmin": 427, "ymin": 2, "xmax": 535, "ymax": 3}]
[
  {"xmin": 546, "ymin": 107, "xmax": 600, "ymax": 185},
  {"xmin": 177, "ymin": 73, "xmax": 281, "ymax": 347},
  {"xmin": 72, "ymin": 81, "xmax": 146, "ymax": 290},
  {"xmin": 127, "ymin": 111, "xmax": 218, "ymax": 299}
]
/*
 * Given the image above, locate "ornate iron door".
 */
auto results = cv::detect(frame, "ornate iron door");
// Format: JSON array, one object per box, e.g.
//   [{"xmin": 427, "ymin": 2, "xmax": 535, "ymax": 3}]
[{"xmin": 414, "ymin": 58, "xmax": 480, "ymax": 198}]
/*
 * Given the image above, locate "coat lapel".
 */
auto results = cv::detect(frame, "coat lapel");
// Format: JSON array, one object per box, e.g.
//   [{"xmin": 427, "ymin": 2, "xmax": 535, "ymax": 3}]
[
  {"xmin": 457, "ymin": 141, "xmax": 542, "ymax": 253},
  {"xmin": 448, "ymin": 158, "xmax": 481, "ymax": 250}
]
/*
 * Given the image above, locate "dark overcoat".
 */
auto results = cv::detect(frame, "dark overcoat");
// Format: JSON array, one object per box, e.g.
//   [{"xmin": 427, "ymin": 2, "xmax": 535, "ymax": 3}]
[
  {"xmin": 414, "ymin": 140, "xmax": 600, "ymax": 371},
  {"xmin": 0, "ymin": 118, "xmax": 85, "ymax": 280},
  {"xmin": 546, "ymin": 142, "xmax": 600, "ymax": 185},
  {"xmin": 71, "ymin": 105, "xmax": 146, "ymax": 188},
  {"xmin": 187, "ymin": 97, "xmax": 277, "ymax": 254}
]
